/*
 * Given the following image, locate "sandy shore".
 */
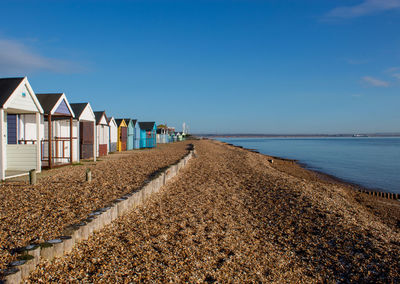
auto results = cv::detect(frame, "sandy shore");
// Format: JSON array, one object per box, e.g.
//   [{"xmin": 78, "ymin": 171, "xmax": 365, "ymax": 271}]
[
  {"xmin": 0, "ymin": 141, "xmax": 191, "ymax": 271},
  {"xmin": 26, "ymin": 139, "xmax": 399, "ymax": 282}
]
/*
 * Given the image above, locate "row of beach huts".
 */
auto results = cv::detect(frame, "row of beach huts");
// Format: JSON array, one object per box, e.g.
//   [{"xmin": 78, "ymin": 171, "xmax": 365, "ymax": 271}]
[{"xmin": 0, "ymin": 77, "xmax": 187, "ymax": 180}]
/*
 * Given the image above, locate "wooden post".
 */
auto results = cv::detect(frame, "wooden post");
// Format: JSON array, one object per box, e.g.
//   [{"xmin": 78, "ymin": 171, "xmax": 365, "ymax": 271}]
[
  {"xmin": 29, "ymin": 169, "xmax": 36, "ymax": 185},
  {"xmin": 86, "ymin": 168, "xmax": 92, "ymax": 182},
  {"xmin": 48, "ymin": 114, "xmax": 52, "ymax": 169},
  {"xmin": 70, "ymin": 116, "xmax": 73, "ymax": 164}
]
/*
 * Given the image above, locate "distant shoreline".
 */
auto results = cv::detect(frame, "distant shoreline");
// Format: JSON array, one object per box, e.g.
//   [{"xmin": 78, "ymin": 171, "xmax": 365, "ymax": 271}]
[
  {"xmin": 199, "ymin": 134, "xmax": 400, "ymax": 138},
  {"xmin": 212, "ymin": 138, "xmax": 397, "ymax": 195}
]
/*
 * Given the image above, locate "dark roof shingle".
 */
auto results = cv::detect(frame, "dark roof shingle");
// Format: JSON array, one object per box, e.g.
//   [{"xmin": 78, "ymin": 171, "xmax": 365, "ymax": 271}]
[
  {"xmin": 36, "ymin": 93, "xmax": 64, "ymax": 114},
  {"xmin": 138, "ymin": 122, "xmax": 155, "ymax": 131},
  {"xmin": 94, "ymin": 111, "xmax": 108, "ymax": 125},
  {"xmin": 0, "ymin": 77, "xmax": 24, "ymax": 107},
  {"xmin": 70, "ymin": 103, "xmax": 89, "ymax": 119},
  {"xmin": 115, "ymin": 119, "xmax": 126, "ymax": 127}
]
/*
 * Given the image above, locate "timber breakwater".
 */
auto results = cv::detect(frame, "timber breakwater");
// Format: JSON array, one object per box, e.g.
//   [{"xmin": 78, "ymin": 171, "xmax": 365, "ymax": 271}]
[
  {"xmin": 2, "ymin": 139, "xmax": 400, "ymax": 282},
  {"xmin": 0, "ymin": 142, "xmax": 194, "ymax": 283}
]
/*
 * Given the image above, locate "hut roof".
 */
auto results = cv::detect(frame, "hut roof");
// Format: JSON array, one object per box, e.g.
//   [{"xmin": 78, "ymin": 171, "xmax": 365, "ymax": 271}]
[
  {"xmin": 94, "ymin": 111, "xmax": 108, "ymax": 125},
  {"xmin": 36, "ymin": 93, "xmax": 70, "ymax": 115},
  {"xmin": 115, "ymin": 119, "xmax": 127, "ymax": 127},
  {"xmin": 0, "ymin": 77, "xmax": 25, "ymax": 107},
  {"xmin": 107, "ymin": 116, "xmax": 117, "ymax": 127},
  {"xmin": 70, "ymin": 103, "xmax": 89, "ymax": 119},
  {"xmin": 139, "ymin": 122, "xmax": 155, "ymax": 131},
  {"xmin": 123, "ymin": 118, "xmax": 138, "ymax": 127}
]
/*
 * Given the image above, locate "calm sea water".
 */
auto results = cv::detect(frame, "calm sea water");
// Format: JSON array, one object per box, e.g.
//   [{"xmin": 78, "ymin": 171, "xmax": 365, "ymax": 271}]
[{"xmin": 218, "ymin": 137, "xmax": 400, "ymax": 194}]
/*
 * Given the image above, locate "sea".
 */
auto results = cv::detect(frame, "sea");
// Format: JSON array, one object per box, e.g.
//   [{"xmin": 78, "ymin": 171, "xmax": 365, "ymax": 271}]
[{"xmin": 217, "ymin": 137, "xmax": 400, "ymax": 194}]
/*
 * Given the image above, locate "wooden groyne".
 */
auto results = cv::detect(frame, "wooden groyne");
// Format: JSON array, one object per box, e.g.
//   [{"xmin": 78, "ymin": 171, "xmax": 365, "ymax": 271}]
[
  {"xmin": 220, "ymin": 140, "xmax": 399, "ymax": 202},
  {"xmin": 2, "ymin": 145, "xmax": 196, "ymax": 283},
  {"xmin": 357, "ymin": 189, "xmax": 399, "ymax": 200}
]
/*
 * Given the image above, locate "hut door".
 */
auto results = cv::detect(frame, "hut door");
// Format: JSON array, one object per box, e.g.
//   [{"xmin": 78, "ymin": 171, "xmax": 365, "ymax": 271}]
[
  {"xmin": 120, "ymin": 127, "xmax": 127, "ymax": 151},
  {"xmin": 80, "ymin": 121, "xmax": 94, "ymax": 159}
]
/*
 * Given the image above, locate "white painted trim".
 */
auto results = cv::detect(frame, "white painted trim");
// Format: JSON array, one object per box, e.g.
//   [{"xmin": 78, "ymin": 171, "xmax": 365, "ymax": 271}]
[
  {"xmin": 94, "ymin": 122, "xmax": 97, "ymax": 161},
  {"xmin": 75, "ymin": 103, "xmax": 96, "ymax": 122},
  {"xmin": 3, "ymin": 77, "xmax": 44, "ymax": 114},
  {"xmin": 96, "ymin": 112, "xmax": 108, "ymax": 126},
  {"xmin": 50, "ymin": 93, "xmax": 75, "ymax": 117},
  {"xmin": 35, "ymin": 112, "xmax": 41, "ymax": 172},
  {"xmin": 108, "ymin": 116, "xmax": 117, "ymax": 128},
  {"xmin": 4, "ymin": 172, "xmax": 29, "ymax": 180},
  {"xmin": 76, "ymin": 121, "xmax": 80, "ymax": 161},
  {"xmin": 0, "ymin": 109, "xmax": 5, "ymax": 180},
  {"xmin": 84, "ymin": 103, "xmax": 95, "ymax": 121}
]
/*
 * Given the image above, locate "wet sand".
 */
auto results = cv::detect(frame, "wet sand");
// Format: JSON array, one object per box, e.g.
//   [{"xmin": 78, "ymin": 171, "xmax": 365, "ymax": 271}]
[{"xmin": 27, "ymin": 139, "xmax": 400, "ymax": 282}]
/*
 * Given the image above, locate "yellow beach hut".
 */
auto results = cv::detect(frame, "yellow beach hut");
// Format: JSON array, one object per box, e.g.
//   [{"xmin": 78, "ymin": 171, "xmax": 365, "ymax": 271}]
[{"xmin": 115, "ymin": 119, "xmax": 127, "ymax": 152}]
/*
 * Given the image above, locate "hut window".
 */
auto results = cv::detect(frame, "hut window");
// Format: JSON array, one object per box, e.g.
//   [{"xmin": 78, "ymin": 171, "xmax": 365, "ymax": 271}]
[{"xmin": 7, "ymin": 114, "xmax": 18, "ymax": 144}]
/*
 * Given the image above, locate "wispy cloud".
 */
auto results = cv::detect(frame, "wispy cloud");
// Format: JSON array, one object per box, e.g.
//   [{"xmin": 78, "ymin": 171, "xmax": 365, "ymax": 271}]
[
  {"xmin": 362, "ymin": 76, "xmax": 390, "ymax": 87},
  {"xmin": 384, "ymin": 67, "xmax": 400, "ymax": 81},
  {"xmin": 386, "ymin": 66, "xmax": 400, "ymax": 73},
  {"xmin": 0, "ymin": 38, "xmax": 83, "ymax": 75},
  {"xmin": 392, "ymin": 73, "xmax": 400, "ymax": 80},
  {"xmin": 326, "ymin": 0, "xmax": 400, "ymax": 19}
]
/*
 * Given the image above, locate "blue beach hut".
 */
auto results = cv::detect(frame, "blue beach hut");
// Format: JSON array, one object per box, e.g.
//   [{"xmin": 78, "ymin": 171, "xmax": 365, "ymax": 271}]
[
  {"xmin": 124, "ymin": 119, "xmax": 134, "ymax": 150},
  {"xmin": 133, "ymin": 120, "xmax": 140, "ymax": 149},
  {"xmin": 138, "ymin": 122, "xmax": 156, "ymax": 148}
]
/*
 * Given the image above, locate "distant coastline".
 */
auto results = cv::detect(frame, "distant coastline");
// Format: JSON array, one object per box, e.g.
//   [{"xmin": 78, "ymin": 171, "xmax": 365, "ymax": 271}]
[
  {"xmin": 198, "ymin": 133, "xmax": 400, "ymax": 138},
  {"xmin": 212, "ymin": 136, "xmax": 400, "ymax": 194}
]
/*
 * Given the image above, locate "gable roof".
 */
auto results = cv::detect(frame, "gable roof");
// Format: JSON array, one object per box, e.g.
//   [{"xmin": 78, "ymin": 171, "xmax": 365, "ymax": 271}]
[
  {"xmin": 0, "ymin": 77, "xmax": 24, "ymax": 107},
  {"xmin": 108, "ymin": 116, "xmax": 117, "ymax": 127},
  {"xmin": 124, "ymin": 118, "xmax": 138, "ymax": 127},
  {"xmin": 115, "ymin": 119, "xmax": 127, "ymax": 127},
  {"xmin": 138, "ymin": 122, "xmax": 156, "ymax": 131},
  {"xmin": 94, "ymin": 111, "xmax": 108, "ymax": 125},
  {"xmin": 36, "ymin": 93, "xmax": 75, "ymax": 118},
  {"xmin": 36, "ymin": 93, "xmax": 63, "ymax": 114},
  {"xmin": 70, "ymin": 103, "xmax": 88, "ymax": 119}
]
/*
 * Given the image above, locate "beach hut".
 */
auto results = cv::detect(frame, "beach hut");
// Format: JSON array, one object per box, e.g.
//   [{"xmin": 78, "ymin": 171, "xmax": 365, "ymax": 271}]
[
  {"xmin": 94, "ymin": 111, "xmax": 109, "ymax": 157},
  {"xmin": 115, "ymin": 119, "xmax": 127, "ymax": 151},
  {"xmin": 124, "ymin": 119, "xmax": 139, "ymax": 150},
  {"xmin": 176, "ymin": 132, "xmax": 183, "ymax": 141},
  {"xmin": 124, "ymin": 119, "xmax": 135, "ymax": 150},
  {"xmin": 138, "ymin": 122, "xmax": 157, "ymax": 148},
  {"xmin": 70, "ymin": 103, "xmax": 96, "ymax": 161},
  {"xmin": 156, "ymin": 125, "xmax": 169, "ymax": 144},
  {"xmin": 108, "ymin": 116, "xmax": 118, "ymax": 152},
  {"xmin": 36, "ymin": 93, "xmax": 77, "ymax": 168},
  {"xmin": 0, "ymin": 77, "xmax": 43, "ymax": 180},
  {"xmin": 133, "ymin": 120, "xmax": 140, "ymax": 149}
]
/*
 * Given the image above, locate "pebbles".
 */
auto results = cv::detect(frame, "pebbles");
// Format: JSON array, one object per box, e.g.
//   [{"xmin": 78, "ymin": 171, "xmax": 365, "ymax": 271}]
[
  {"xmin": 0, "ymin": 142, "xmax": 190, "ymax": 271},
  {"xmin": 25, "ymin": 140, "xmax": 400, "ymax": 282}
]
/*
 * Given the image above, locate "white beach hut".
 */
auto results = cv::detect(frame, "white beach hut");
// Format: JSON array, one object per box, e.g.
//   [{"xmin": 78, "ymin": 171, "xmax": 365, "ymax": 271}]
[
  {"xmin": 36, "ymin": 93, "xmax": 77, "ymax": 168},
  {"xmin": 70, "ymin": 103, "xmax": 96, "ymax": 161},
  {"xmin": 108, "ymin": 116, "xmax": 118, "ymax": 153},
  {"xmin": 0, "ymin": 77, "xmax": 43, "ymax": 180},
  {"xmin": 94, "ymin": 111, "xmax": 109, "ymax": 157}
]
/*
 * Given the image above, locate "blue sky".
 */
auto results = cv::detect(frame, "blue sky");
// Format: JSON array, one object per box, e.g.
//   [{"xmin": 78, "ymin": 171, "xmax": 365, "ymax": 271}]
[{"xmin": 0, "ymin": 0, "xmax": 399, "ymax": 134}]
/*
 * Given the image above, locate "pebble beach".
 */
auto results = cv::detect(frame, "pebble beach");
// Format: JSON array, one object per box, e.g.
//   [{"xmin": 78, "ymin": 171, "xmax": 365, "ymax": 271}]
[
  {"xmin": 0, "ymin": 142, "xmax": 191, "ymax": 271},
  {"xmin": 18, "ymin": 139, "xmax": 400, "ymax": 282}
]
